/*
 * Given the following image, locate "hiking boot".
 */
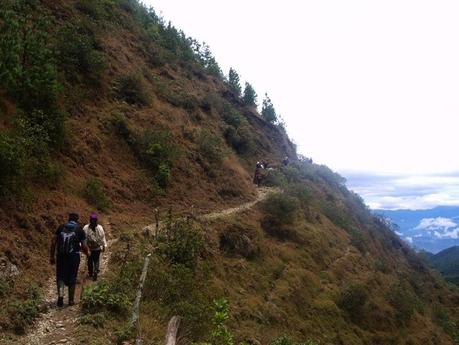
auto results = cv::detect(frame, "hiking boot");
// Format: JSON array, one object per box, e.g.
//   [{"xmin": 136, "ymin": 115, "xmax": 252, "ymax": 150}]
[
  {"xmin": 57, "ymin": 297, "xmax": 64, "ymax": 308},
  {"xmin": 93, "ymin": 272, "xmax": 98, "ymax": 281}
]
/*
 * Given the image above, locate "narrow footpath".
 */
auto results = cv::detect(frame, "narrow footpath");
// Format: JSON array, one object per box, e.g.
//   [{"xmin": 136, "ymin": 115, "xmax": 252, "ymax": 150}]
[{"xmin": 19, "ymin": 187, "xmax": 276, "ymax": 345}]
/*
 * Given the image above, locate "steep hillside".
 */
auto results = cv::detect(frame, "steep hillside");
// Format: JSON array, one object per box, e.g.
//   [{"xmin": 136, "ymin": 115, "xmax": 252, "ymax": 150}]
[
  {"xmin": 0, "ymin": 1, "xmax": 459, "ymax": 345},
  {"xmin": 423, "ymin": 247, "xmax": 459, "ymax": 286}
]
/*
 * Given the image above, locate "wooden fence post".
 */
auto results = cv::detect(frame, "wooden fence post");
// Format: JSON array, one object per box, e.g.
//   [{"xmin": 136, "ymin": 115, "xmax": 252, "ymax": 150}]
[
  {"xmin": 165, "ymin": 316, "xmax": 181, "ymax": 345},
  {"xmin": 130, "ymin": 253, "xmax": 151, "ymax": 328}
]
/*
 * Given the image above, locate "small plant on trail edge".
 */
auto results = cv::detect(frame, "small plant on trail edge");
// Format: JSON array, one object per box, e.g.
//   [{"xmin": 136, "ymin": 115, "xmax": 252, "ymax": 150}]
[
  {"xmin": 83, "ymin": 177, "xmax": 111, "ymax": 211},
  {"xmin": 81, "ymin": 282, "xmax": 129, "ymax": 316},
  {"xmin": 8, "ymin": 285, "xmax": 41, "ymax": 334}
]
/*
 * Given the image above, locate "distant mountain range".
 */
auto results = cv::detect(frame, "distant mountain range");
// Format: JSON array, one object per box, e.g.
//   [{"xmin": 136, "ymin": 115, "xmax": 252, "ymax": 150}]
[
  {"xmin": 375, "ymin": 206, "xmax": 459, "ymax": 253},
  {"xmin": 419, "ymin": 246, "xmax": 459, "ymax": 285}
]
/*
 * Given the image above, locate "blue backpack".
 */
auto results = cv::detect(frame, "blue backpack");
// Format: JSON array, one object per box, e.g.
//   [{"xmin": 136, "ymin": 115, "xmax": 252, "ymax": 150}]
[{"xmin": 57, "ymin": 221, "xmax": 79, "ymax": 255}]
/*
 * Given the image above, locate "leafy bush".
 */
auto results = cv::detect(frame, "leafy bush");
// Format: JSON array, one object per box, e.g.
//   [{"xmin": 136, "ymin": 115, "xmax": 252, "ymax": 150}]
[
  {"xmin": 81, "ymin": 283, "xmax": 129, "ymax": 316},
  {"xmin": 338, "ymin": 283, "xmax": 368, "ymax": 321},
  {"xmin": 80, "ymin": 312, "xmax": 106, "ymax": 328},
  {"xmin": 0, "ymin": 134, "xmax": 25, "ymax": 197},
  {"xmin": 8, "ymin": 285, "xmax": 41, "ymax": 334},
  {"xmin": 111, "ymin": 113, "xmax": 132, "ymax": 141},
  {"xmin": 157, "ymin": 220, "xmax": 204, "ymax": 269},
  {"xmin": 263, "ymin": 194, "xmax": 300, "ymax": 225},
  {"xmin": 0, "ymin": 1, "xmax": 59, "ymax": 111},
  {"xmin": 83, "ymin": 177, "xmax": 111, "ymax": 211},
  {"xmin": 57, "ymin": 24, "xmax": 105, "ymax": 85},
  {"xmin": 263, "ymin": 169, "xmax": 287, "ymax": 187},
  {"xmin": 219, "ymin": 224, "xmax": 260, "ymax": 259},
  {"xmin": 156, "ymin": 163, "xmax": 171, "ymax": 188},
  {"xmin": 385, "ymin": 284, "xmax": 416, "ymax": 325},
  {"xmin": 224, "ymin": 126, "xmax": 253, "ymax": 155},
  {"xmin": 198, "ymin": 130, "xmax": 226, "ymax": 165},
  {"xmin": 114, "ymin": 73, "xmax": 150, "ymax": 106},
  {"xmin": 261, "ymin": 194, "xmax": 301, "ymax": 241}
]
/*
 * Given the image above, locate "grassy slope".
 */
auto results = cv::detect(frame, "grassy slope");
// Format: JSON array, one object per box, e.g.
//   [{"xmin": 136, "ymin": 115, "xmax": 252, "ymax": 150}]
[{"xmin": 0, "ymin": 1, "xmax": 458, "ymax": 345}]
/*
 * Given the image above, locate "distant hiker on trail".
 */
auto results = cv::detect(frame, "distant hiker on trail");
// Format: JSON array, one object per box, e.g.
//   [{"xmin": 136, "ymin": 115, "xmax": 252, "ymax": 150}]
[
  {"xmin": 282, "ymin": 156, "xmax": 290, "ymax": 166},
  {"xmin": 50, "ymin": 212, "xmax": 89, "ymax": 307},
  {"xmin": 83, "ymin": 212, "xmax": 107, "ymax": 281},
  {"xmin": 253, "ymin": 161, "xmax": 264, "ymax": 187}
]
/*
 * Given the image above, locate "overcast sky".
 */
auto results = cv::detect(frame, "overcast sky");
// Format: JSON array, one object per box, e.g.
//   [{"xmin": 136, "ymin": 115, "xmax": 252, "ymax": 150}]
[{"xmin": 146, "ymin": 0, "xmax": 459, "ymax": 209}]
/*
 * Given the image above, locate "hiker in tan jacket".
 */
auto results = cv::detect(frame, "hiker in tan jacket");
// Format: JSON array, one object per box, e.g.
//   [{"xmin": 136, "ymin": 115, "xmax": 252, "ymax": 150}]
[{"xmin": 83, "ymin": 212, "xmax": 107, "ymax": 281}]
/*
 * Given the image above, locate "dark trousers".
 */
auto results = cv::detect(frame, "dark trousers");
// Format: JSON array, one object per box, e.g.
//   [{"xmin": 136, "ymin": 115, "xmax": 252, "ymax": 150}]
[
  {"xmin": 88, "ymin": 249, "xmax": 101, "ymax": 276},
  {"xmin": 56, "ymin": 253, "xmax": 80, "ymax": 286}
]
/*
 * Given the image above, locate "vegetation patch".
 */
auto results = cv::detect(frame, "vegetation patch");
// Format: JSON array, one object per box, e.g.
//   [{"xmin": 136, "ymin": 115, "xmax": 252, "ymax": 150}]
[{"xmin": 83, "ymin": 177, "xmax": 111, "ymax": 211}]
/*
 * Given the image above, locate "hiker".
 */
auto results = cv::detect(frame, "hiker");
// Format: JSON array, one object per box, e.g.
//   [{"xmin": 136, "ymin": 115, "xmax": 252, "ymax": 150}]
[
  {"xmin": 282, "ymin": 156, "xmax": 290, "ymax": 166},
  {"xmin": 50, "ymin": 212, "xmax": 89, "ymax": 307},
  {"xmin": 253, "ymin": 161, "xmax": 263, "ymax": 187},
  {"xmin": 83, "ymin": 212, "xmax": 107, "ymax": 281}
]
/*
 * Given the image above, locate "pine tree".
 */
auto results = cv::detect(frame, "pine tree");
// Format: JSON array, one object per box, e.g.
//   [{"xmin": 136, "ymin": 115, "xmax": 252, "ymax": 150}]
[
  {"xmin": 228, "ymin": 68, "xmax": 241, "ymax": 96},
  {"xmin": 242, "ymin": 82, "xmax": 257, "ymax": 107},
  {"xmin": 261, "ymin": 93, "xmax": 277, "ymax": 124}
]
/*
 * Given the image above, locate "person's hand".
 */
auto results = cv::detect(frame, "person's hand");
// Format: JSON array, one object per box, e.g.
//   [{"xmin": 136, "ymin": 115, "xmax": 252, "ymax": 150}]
[{"xmin": 50, "ymin": 256, "xmax": 55, "ymax": 265}]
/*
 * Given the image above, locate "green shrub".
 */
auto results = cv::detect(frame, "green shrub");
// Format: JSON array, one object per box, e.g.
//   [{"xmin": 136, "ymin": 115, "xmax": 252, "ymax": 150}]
[
  {"xmin": 0, "ymin": 1, "xmax": 59, "ymax": 111},
  {"xmin": 83, "ymin": 177, "xmax": 111, "ymax": 211},
  {"xmin": 0, "ymin": 134, "xmax": 25, "ymax": 197},
  {"xmin": 80, "ymin": 312, "xmax": 106, "ymax": 328},
  {"xmin": 156, "ymin": 163, "xmax": 171, "ymax": 188},
  {"xmin": 338, "ymin": 283, "xmax": 368, "ymax": 321},
  {"xmin": 0, "ymin": 278, "xmax": 12, "ymax": 299},
  {"xmin": 114, "ymin": 73, "xmax": 150, "ymax": 106},
  {"xmin": 261, "ymin": 194, "xmax": 301, "ymax": 241},
  {"xmin": 157, "ymin": 220, "xmax": 204, "ymax": 269},
  {"xmin": 56, "ymin": 24, "xmax": 105, "ymax": 85},
  {"xmin": 263, "ymin": 169, "xmax": 287, "ymax": 187},
  {"xmin": 286, "ymin": 183, "xmax": 311, "ymax": 206},
  {"xmin": 385, "ymin": 284, "xmax": 416, "ymax": 325},
  {"xmin": 8, "ymin": 285, "xmax": 41, "ymax": 334},
  {"xmin": 198, "ymin": 130, "xmax": 226, "ymax": 165},
  {"xmin": 263, "ymin": 194, "xmax": 300, "ymax": 225},
  {"xmin": 111, "ymin": 113, "xmax": 132, "ymax": 141},
  {"xmin": 224, "ymin": 126, "xmax": 253, "ymax": 155},
  {"xmin": 82, "ymin": 283, "xmax": 129, "ymax": 316}
]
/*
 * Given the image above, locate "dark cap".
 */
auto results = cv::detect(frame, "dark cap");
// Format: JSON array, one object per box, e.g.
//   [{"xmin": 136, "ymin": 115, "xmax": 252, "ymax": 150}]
[{"xmin": 68, "ymin": 211, "xmax": 79, "ymax": 219}]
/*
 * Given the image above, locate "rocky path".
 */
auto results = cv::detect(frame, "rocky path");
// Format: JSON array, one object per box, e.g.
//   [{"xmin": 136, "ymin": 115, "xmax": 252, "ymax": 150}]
[
  {"xmin": 21, "ymin": 219, "xmax": 115, "ymax": 345},
  {"xmin": 19, "ymin": 187, "xmax": 277, "ymax": 345}
]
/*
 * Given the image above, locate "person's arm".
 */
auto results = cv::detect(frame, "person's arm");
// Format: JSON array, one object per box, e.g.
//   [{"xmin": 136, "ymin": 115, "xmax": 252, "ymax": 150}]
[
  {"xmin": 81, "ymin": 240, "xmax": 90, "ymax": 257},
  {"xmin": 100, "ymin": 226, "xmax": 108, "ymax": 251},
  {"xmin": 78, "ymin": 227, "xmax": 90, "ymax": 257}
]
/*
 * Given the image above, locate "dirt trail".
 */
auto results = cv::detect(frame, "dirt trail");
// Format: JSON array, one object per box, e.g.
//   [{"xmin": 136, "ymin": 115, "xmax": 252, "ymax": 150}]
[
  {"xmin": 21, "ymin": 219, "xmax": 115, "ymax": 345},
  {"xmin": 20, "ymin": 187, "xmax": 277, "ymax": 345},
  {"xmin": 200, "ymin": 187, "xmax": 275, "ymax": 221}
]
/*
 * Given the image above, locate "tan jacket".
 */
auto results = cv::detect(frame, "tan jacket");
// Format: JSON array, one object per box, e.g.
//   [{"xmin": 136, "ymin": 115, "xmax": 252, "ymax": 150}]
[{"xmin": 83, "ymin": 224, "xmax": 108, "ymax": 251}]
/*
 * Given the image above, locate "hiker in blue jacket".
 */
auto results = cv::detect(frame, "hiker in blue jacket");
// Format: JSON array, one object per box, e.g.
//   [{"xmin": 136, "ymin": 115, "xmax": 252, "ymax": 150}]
[{"xmin": 50, "ymin": 212, "xmax": 89, "ymax": 307}]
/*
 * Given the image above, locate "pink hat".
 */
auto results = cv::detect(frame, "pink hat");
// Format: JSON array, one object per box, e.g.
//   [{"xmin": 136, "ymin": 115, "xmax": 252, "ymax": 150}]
[{"xmin": 90, "ymin": 212, "xmax": 98, "ymax": 220}]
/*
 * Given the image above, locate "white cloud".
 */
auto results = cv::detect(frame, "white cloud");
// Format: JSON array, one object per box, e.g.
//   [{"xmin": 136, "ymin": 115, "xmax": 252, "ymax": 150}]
[
  {"xmin": 405, "ymin": 237, "xmax": 413, "ymax": 243},
  {"xmin": 346, "ymin": 172, "xmax": 459, "ymax": 210},
  {"xmin": 415, "ymin": 217, "xmax": 456, "ymax": 231},
  {"xmin": 434, "ymin": 228, "xmax": 459, "ymax": 239}
]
